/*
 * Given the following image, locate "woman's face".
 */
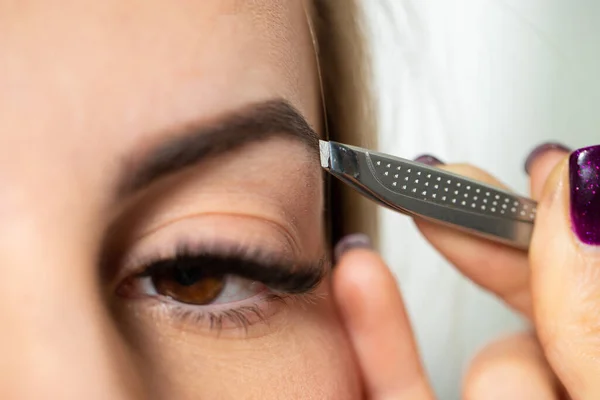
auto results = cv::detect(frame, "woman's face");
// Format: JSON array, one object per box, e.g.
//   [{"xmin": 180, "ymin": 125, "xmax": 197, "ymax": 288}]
[{"xmin": 0, "ymin": 1, "xmax": 361, "ymax": 398}]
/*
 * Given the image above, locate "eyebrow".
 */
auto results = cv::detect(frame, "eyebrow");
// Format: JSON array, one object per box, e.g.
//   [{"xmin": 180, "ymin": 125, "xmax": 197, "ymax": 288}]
[{"xmin": 118, "ymin": 99, "xmax": 320, "ymax": 197}]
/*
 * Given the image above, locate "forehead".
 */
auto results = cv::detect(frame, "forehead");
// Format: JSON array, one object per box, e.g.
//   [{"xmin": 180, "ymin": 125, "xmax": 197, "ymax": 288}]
[
  {"xmin": 0, "ymin": 0, "xmax": 319, "ymax": 196},
  {"xmin": 0, "ymin": 0, "xmax": 317, "ymax": 105}
]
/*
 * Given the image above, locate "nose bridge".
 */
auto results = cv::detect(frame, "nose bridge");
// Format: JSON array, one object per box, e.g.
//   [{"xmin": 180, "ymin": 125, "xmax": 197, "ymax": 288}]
[{"xmin": 0, "ymin": 211, "xmax": 145, "ymax": 399}]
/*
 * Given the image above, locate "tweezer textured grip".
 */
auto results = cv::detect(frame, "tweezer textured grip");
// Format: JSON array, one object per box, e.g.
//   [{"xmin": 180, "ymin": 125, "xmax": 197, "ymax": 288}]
[
  {"xmin": 321, "ymin": 140, "xmax": 536, "ymax": 249},
  {"xmin": 367, "ymin": 153, "xmax": 537, "ymax": 222}
]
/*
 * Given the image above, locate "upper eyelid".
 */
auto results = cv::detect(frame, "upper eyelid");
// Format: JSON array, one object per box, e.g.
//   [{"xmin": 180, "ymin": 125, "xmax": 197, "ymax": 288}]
[
  {"xmin": 124, "ymin": 215, "xmax": 300, "ymax": 277},
  {"xmin": 130, "ymin": 212, "xmax": 300, "ymax": 254},
  {"xmin": 103, "ymin": 211, "xmax": 305, "ymax": 285}
]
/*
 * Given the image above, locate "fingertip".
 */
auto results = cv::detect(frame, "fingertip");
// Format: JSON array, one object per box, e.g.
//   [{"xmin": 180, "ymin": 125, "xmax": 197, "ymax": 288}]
[
  {"xmin": 528, "ymin": 150, "xmax": 600, "ymax": 398},
  {"xmin": 414, "ymin": 154, "xmax": 445, "ymax": 166},
  {"xmin": 333, "ymin": 246, "xmax": 396, "ymax": 318},
  {"xmin": 465, "ymin": 359, "xmax": 558, "ymax": 400},
  {"xmin": 525, "ymin": 142, "xmax": 570, "ymax": 176},
  {"xmin": 568, "ymin": 145, "xmax": 600, "ymax": 246},
  {"xmin": 333, "ymin": 233, "xmax": 373, "ymax": 264},
  {"xmin": 535, "ymin": 156, "xmax": 569, "ymax": 210},
  {"xmin": 464, "ymin": 334, "xmax": 559, "ymax": 400},
  {"xmin": 525, "ymin": 143, "xmax": 570, "ymax": 200},
  {"xmin": 333, "ymin": 233, "xmax": 394, "ymax": 301}
]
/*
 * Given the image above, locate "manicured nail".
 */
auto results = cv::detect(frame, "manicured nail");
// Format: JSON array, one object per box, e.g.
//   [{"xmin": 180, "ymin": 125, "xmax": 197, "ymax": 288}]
[
  {"xmin": 334, "ymin": 233, "xmax": 372, "ymax": 262},
  {"xmin": 414, "ymin": 154, "xmax": 445, "ymax": 166},
  {"xmin": 524, "ymin": 142, "xmax": 570, "ymax": 175},
  {"xmin": 570, "ymin": 145, "xmax": 600, "ymax": 245}
]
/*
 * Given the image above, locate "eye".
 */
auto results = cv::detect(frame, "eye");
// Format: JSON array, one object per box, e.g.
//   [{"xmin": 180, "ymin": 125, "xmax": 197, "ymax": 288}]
[
  {"xmin": 148, "ymin": 265, "xmax": 226, "ymax": 305},
  {"xmin": 125, "ymin": 261, "xmax": 267, "ymax": 306},
  {"xmin": 114, "ymin": 249, "xmax": 326, "ymax": 333}
]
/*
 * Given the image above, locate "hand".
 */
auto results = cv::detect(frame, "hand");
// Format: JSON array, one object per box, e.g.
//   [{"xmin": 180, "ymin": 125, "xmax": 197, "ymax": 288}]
[
  {"xmin": 332, "ymin": 143, "xmax": 600, "ymax": 399},
  {"xmin": 412, "ymin": 143, "xmax": 600, "ymax": 399},
  {"xmin": 334, "ymin": 237, "xmax": 557, "ymax": 399},
  {"xmin": 333, "ymin": 234, "xmax": 556, "ymax": 399}
]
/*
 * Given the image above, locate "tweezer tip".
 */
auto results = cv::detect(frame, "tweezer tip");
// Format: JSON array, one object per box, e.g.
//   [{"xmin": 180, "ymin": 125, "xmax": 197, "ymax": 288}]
[{"xmin": 319, "ymin": 140, "xmax": 330, "ymax": 169}]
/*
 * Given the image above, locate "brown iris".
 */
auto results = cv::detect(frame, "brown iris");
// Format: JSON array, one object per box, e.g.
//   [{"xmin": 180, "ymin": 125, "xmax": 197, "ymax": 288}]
[{"xmin": 151, "ymin": 266, "xmax": 225, "ymax": 305}]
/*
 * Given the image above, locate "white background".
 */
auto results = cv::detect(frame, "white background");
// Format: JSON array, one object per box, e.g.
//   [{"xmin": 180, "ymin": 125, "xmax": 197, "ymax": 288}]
[{"xmin": 362, "ymin": 1, "xmax": 600, "ymax": 398}]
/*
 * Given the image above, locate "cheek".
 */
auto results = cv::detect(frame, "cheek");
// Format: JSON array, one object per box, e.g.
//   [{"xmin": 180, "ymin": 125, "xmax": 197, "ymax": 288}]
[
  {"xmin": 117, "ymin": 284, "xmax": 362, "ymax": 399},
  {"xmin": 272, "ymin": 295, "xmax": 363, "ymax": 399}
]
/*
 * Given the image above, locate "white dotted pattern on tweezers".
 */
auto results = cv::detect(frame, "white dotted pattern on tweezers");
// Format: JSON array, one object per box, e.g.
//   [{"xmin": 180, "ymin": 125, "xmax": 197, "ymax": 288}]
[{"xmin": 370, "ymin": 155, "xmax": 536, "ymax": 222}]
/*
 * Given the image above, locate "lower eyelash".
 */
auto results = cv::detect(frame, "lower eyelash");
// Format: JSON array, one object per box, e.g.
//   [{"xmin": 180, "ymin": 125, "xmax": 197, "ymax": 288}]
[
  {"xmin": 162, "ymin": 292, "xmax": 291, "ymax": 335},
  {"xmin": 211, "ymin": 307, "xmax": 265, "ymax": 333},
  {"xmin": 173, "ymin": 304, "xmax": 268, "ymax": 333},
  {"xmin": 127, "ymin": 282, "xmax": 324, "ymax": 336}
]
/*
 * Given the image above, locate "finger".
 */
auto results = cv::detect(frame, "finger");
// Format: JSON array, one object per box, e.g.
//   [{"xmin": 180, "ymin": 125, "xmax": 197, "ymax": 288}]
[
  {"xmin": 525, "ymin": 143, "xmax": 571, "ymax": 199},
  {"xmin": 413, "ymin": 144, "xmax": 570, "ymax": 317},
  {"xmin": 412, "ymin": 159, "xmax": 531, "ymax": 316},
  {"xmin": 332, "ymin": 234, "xmax": 435, "ymax": 400},
  {"xmin": 463, "ymin": 333, "xmax": 560, "ymax": 400},
  {"xmin": 530, "ymin": 145, "xmax": 600, "ymax": 399}
]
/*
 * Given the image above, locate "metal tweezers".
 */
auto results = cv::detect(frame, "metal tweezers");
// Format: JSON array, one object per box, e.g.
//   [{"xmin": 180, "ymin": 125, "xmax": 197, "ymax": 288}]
[{"xmin": 319, "ymin": 140, "xmax": 536, "ymax": 250}]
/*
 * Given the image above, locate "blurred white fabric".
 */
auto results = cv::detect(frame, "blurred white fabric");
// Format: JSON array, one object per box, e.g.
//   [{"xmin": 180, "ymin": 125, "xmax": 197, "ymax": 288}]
[{"xmin": 361, "ymin": 1, "xmax": 600, "ymax": 398}]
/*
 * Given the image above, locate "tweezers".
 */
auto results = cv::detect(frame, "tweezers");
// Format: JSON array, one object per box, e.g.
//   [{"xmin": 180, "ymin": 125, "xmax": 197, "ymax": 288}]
[{"xmin": 319, "ymin": 140, "xmax": 536, "ymax": 250}]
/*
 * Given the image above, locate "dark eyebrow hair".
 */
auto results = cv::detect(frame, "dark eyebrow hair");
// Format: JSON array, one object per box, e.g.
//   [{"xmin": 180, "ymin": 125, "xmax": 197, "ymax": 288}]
[{"xmin": 118, "ymin": 99, "xmax": 320, "ymax": 197}]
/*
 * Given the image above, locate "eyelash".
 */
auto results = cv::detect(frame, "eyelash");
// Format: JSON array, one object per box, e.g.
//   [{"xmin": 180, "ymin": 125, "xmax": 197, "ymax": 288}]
[
  {"xmin": 165, "ymin": 294, "xmax": 287, "ymax": 333},
  {"xmin": 117, "ymin": 243, "xmax": 325, "ymax": 333}
]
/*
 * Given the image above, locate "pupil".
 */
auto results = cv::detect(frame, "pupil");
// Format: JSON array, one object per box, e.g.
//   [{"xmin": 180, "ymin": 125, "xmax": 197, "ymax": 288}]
[{"xmin": 173, "ymin": 267, "xmax": 202, "ymax": 286}]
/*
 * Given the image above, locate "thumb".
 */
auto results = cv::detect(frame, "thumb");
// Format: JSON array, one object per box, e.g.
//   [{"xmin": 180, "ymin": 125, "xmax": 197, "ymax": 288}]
[{"xmin": 530, "ymin": 145, "xmax": 600, "ymax": 399}]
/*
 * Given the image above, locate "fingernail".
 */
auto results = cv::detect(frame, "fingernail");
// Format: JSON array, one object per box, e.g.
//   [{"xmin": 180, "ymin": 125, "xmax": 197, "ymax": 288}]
[
  {"xmin": 524, "ymin": 142, "xmax": 570, "ymax": 175},
  {"xmin": 414, "ymin": 154, "xmax": 445, "ymax": 166},
  {"xmin": 570, "ymin": 145, "xmax": 600, "ymax": 245},
  {"xmin": 334, "ymin": 233, "xmax": 372, "ymax": 262}
]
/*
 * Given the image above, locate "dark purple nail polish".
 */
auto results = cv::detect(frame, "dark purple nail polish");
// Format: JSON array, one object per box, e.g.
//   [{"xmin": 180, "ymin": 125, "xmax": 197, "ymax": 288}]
[
  {"xmin": 524, "ymin": 142, "xmax": 570, "ymax": 175},
  {"xmin": 414, "ymin": 154, "xmax": 444, "ymax": 166},
  {"xmin": 334, "ymin": 233, "xmax": 372, "ymax": 262},
  {"xmin": 570, "ymin": 145, "xmax": 600, "ymax": 245}
]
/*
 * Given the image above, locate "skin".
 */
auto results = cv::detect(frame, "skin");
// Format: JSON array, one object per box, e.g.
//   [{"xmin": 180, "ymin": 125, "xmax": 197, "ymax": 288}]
[
  {"xmin": 0, "ymin": 1, "xmax": 360, "ymax": 398},
  {"xmin": 402, "ymin": 145, "xmax": 600, "ymax": 399},
  {"xmin": 2, "ymin": 0, "xmax": 596, "ymax": 399},
  {"xmin": 337, "ymin": 146, "xmax": 589, "ymax": 400}
]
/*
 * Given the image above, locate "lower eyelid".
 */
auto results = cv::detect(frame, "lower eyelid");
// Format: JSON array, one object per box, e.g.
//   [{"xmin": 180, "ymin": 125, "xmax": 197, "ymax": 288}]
[{"xmin": 132, "ymin": 292, "xmax": 288, "ymax": 335}]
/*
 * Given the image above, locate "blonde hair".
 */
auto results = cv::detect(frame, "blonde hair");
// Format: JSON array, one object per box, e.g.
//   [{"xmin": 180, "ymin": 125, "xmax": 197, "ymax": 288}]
[{"xmin": 310, "ymin": 0, "xmax": 379, "ymax": 247}]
